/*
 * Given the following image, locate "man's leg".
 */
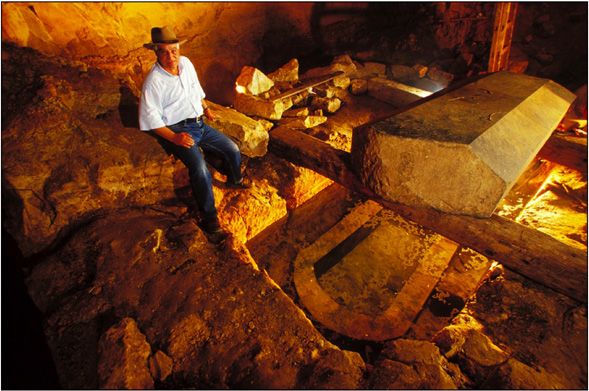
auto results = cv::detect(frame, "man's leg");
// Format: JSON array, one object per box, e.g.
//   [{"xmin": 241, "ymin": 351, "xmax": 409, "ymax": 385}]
[
  {"xmin": 169, "ymin": 143, "xmax": 217, "ymax": 216},
  {"xmin": 164, "ymin": 124, "xmax": 219, "ymax": 227},
  {"xmin": 199, "ymin": 122, "xmax": 244, "ymax": 186}
]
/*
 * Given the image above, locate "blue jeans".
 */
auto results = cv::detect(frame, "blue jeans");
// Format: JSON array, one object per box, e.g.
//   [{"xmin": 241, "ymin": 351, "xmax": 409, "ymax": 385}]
[{"xmin": 163, "ymin": 119, "xmax": 242, "ymax": 219}]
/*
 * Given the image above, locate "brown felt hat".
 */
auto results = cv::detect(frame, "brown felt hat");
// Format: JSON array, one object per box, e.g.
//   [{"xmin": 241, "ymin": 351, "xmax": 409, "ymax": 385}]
[{"xmin": 143, "ymin": 26, "xmax": 187, "ymax": 49}]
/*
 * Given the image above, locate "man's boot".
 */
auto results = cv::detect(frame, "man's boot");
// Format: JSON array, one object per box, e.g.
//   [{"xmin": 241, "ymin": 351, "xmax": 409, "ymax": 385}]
[{"xmin": 200, "ymin": 215, "xmax": 228, "ymax": 244}]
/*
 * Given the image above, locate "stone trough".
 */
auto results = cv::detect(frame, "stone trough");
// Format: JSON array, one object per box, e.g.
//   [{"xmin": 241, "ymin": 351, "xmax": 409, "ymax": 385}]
[
  {"xmin": 294, "ymin": 200, "xmax": 457, "ymax": 341},
  {"xmin": 351, "ymin": 71, "xmax": 576, "ymax": 217}
]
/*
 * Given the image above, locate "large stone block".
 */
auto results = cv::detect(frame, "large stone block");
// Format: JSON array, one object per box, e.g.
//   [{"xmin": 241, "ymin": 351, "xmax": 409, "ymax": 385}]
[
  {"xmin": 206, "ymin": 101, "xmax": 269, "ymax": 157},
  {"xmin": 352, "ymin": 71, "xmax": 576, "ymax": 217}
]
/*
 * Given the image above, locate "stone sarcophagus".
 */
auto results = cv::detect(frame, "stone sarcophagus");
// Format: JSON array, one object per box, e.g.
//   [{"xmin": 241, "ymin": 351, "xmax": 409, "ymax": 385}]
[{"xmin": 351, "ymin": 71, "xmax": 576, "ymax": 217}]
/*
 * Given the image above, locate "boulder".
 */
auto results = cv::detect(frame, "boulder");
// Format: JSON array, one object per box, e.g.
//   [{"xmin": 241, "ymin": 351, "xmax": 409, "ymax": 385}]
[
  {"xmin": 206, "ymin": 101, "xmax": 269, "ymax": 157},
  {"xmin": 98, "ymin": 318, "xmax": 154, "ymax": 389},
  {"xmin": 233, "ymin": 92, "xmax": 285, "ymax": 120},
  {"xmin": 267, "ymin": 58, "xmax": 299, "ymax": 83},
  {"xmin": 353, "ymin": 71, "xmax": 576, "ymax": 217},
  {"xmin": 235, "ymin": 66, "xmax": 274, "ymax": 96}
]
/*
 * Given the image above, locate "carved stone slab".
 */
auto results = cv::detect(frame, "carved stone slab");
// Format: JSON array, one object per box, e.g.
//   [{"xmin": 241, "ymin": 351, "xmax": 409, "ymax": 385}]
[{"xmin": 352, "ymin": 71, "xmax": 576, "ymax": 217}]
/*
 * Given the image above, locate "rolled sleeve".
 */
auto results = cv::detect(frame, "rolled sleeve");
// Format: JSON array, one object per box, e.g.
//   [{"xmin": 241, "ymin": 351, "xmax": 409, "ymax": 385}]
[{"xmin": 139, "ymin": 82, "xmax": 166, "ymax": 131}]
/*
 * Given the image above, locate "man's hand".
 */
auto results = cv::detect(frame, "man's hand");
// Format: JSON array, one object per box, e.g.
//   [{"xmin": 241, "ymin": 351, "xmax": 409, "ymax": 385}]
[
  {"xmin": 204, "ymin": 107, "xmax": 216, "ymax": 121},
  {"xmin": 173, "ymin": 132, "xmax": 195, "ymax": 148}
]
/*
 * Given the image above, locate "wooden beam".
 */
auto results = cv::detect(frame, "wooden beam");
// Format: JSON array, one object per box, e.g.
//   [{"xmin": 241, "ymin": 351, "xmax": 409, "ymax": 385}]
[
  {"xmin": 270, "ymin": 71, "xmax": 344, "ymax": 102},
  {"xmin": 269, "ymin": 126, "xmax": 588, "ymax": 303},
  {"xmin": 488, "ymin": 2, "xmax": 518, "ymax": 72},
  {"xmin": 537, "ymin": 133, "xmax": 588, "ymax": 170}
]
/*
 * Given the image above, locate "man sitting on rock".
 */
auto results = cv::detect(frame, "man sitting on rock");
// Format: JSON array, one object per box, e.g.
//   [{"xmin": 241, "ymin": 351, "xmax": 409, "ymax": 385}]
[{"xmin": 139, "ymin": 26, "xmax": 249, "ymax": 244}]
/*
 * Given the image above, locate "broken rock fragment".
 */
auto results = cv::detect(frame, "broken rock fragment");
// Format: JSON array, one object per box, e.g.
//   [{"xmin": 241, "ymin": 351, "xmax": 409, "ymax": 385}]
[
  {"xmin": 283, "ymin": 107, "xmax": 309, "ymax": 117},
  {"xmin": 311, "ymin": 96, "xmax": 341, "ymax": 113},
  {"xmin": 313, "ymin": 84, "xmax": 337, "ymax": 98},
  {"xmin": 268, "ymin": 58, "xmax": 299, "ymax": 82},
  {"xmin": 281, "ymin": 115, "xmax": 327, "ymax": 129},
  {"xmin": 233, "ymin": 92, "xmax": 284, "ymax": 120},
  {"xmin": 235, "ymin": 65, "xmax": 274, "ymax": 96}
]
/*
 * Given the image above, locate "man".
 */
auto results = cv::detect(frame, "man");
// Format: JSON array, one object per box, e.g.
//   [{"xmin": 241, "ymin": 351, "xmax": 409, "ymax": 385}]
[{"xmin": 139, "ymin": 26, "xmax": 249, "ymax": 243}]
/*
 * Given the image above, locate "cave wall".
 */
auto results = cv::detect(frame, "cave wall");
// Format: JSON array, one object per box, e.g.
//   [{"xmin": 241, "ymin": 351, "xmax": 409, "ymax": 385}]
[
  {"xmin": 3, "ymin": 2, "xmax": 586, "ymax": 104},
  {"xmin": 1, "ymin": 2, "xmax": 316, "ymax": 104}
]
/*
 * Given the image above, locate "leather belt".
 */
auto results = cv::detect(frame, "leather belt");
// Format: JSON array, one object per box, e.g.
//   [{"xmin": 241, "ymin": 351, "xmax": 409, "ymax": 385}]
[{"xmin": 172, "ymin": 116, "xmax": 201, "ymax": 127}]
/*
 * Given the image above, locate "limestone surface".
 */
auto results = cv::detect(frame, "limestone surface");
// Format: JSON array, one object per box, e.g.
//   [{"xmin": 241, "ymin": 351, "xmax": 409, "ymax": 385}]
[
  {"xmin": 27, "ymin": 209, "xmax": 365, "ymax": 389},
  {"xmin": 98, "ymin": 318, "xmax": 154, "ymax": 389},
  {"xmin": 352, "ymin": 71, "xmax": 576, "ymax": 217}
]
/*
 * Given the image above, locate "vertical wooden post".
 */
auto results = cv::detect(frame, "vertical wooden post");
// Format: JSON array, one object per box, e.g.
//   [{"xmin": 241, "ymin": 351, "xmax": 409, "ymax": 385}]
[{"xmin": 488, "ymin": 2, "xmax": 518, "ymax": 72}]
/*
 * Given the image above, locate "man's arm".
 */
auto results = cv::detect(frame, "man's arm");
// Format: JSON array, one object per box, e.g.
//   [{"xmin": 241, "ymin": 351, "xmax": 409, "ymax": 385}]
[
  {"xmin": 202, "ymin": 100, "xmax": 216, "ymax": 120},
  {"xmin": 152, "ymin": 126, "xmax": 194, "ymax": 148}
]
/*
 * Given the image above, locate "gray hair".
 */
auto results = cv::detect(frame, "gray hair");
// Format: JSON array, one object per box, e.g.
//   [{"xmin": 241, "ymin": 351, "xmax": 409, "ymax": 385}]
[{"xmin": 153, "ymin": 42, "xmax": 180, "ymax": 52}]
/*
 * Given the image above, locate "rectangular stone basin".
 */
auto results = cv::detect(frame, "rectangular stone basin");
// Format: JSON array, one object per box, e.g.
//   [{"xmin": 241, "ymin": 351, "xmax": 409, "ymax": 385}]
[{"xmin": 351, "ymin": 71, "xmax": 576, "ymax": 217}]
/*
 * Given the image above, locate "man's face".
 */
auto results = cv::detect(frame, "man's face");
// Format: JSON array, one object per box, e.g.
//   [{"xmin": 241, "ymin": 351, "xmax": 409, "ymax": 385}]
[{"xmin": 155, "ymin": 43, "xmax": 180, "ymax": 71}]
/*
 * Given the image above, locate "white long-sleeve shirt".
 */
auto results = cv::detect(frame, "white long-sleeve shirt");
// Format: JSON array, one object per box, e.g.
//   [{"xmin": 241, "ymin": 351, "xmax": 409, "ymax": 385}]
[{"xmin": 139, "ymin": 56, "xmax": 206, "ymax": 131}]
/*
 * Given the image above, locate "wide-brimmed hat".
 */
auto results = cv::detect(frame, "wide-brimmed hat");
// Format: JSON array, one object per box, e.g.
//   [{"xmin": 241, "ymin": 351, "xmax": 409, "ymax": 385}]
[{"xmin": 143, "ymin": 26, "xmax": 187, "ymax": 49}]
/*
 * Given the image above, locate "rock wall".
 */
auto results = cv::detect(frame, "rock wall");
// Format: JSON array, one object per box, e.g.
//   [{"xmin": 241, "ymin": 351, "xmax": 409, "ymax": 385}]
[{"xmin": 1, "ymin": 2, "xmax": 315, "ymax": 104}]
